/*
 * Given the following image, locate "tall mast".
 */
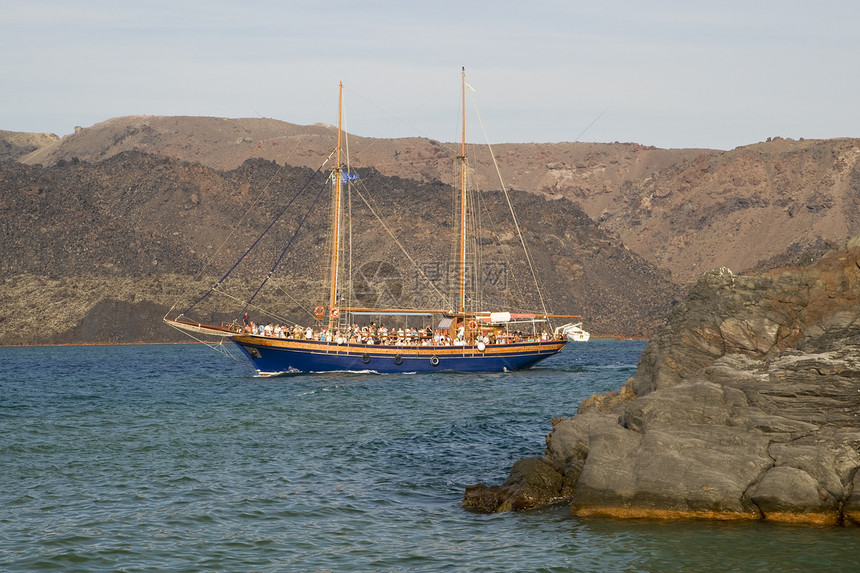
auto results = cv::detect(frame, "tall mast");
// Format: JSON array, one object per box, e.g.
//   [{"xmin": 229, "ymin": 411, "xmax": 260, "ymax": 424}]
[
  {"xmin": 458, "ymin": 67, "xmax": 467, "ymax": 315},
  {"xmin": 328, "ymin": 82, "xmax": 343, "ymax": 331}
]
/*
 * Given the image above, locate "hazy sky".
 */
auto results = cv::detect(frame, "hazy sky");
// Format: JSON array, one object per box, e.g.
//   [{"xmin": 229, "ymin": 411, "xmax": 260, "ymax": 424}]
[{"xmin": 2, "ymin": 1, "xmax": 858, "ymax": 150}]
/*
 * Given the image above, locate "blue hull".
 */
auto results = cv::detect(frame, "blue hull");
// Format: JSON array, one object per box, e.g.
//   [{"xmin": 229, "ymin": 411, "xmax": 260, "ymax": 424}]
[{"xmin": 231, "ymin": 336, "xmax": 566, "ymax": 375}]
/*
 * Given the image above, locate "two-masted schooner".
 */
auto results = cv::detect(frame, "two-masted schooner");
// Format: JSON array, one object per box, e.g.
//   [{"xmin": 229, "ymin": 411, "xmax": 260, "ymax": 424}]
[{"xmin": 165, "ymin": 69, "xmax": 581, "ymax": 374}]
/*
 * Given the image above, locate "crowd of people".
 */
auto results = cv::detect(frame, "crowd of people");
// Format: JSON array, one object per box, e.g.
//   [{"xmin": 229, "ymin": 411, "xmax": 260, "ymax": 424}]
[{"xmin": 238, "ymin": 315, "xmax": 555, "ymax": 346}]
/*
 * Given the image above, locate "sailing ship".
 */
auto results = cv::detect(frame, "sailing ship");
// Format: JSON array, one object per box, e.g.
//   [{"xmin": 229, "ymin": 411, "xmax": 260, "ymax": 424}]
[{"xmin": 165, "ymin": 69, "xmax": 582, "ymax": 375}]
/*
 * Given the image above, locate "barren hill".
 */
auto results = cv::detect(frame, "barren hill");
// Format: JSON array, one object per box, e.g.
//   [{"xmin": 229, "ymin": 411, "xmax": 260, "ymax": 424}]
[
  {"xmin": 0, "ymin": 151, "xmax": 678, "ymax": 345},
  {"xmin": 599, "ymin": 138, "xmax": 860, "ymax": 283},
  {"xmin": 0, "ymin": 129, "xmax": 60, "ymax": 161},
  {"xmin": 9, "ymin": 116, "xmax": 858, "ymax": 286}
]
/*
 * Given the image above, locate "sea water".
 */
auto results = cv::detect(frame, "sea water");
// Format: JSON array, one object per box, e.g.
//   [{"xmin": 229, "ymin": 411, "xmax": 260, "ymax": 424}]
[{"xmin": 1, "ymin": 340, "xmax": 857, "ymax": 572}]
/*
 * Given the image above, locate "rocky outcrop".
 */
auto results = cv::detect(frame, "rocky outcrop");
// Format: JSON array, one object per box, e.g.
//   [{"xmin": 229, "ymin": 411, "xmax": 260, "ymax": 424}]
[
  {"xmin": 461, "ymin": 457, "xmax": 567, "ymax": 513},
  {"xmin": 464, "ymin": 240, "xmax": 860, "ymax": 525}
]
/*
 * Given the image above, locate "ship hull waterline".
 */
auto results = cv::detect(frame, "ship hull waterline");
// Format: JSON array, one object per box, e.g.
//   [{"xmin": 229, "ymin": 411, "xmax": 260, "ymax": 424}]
[{"xmin": 230, "ymin": 335, "xmax": 567, "ymax": 375}]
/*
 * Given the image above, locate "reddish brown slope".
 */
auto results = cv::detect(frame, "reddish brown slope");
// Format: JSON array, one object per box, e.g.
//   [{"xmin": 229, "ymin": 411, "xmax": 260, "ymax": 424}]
[
  {"xmin": 10, "ymin": 117, "xmax": 860, "ymax": 285},
  {"xmin": 597, "ymin": 138, "xmax": 860, "ymax": 283}
]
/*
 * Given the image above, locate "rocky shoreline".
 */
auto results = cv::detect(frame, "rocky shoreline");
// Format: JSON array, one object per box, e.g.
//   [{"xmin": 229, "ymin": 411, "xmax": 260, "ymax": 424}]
[{"xmin": 464, "ymin": 239, "xmax": 860, "ymax": 526}]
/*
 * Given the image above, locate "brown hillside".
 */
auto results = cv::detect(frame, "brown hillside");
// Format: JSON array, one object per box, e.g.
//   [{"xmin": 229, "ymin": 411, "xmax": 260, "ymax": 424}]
[
  {"xmin": 10, "ymin": 116, "xmax": 856, "ymax": 285},
  {"xmin": 599, "ymin": 138, "xmax": 860, "ymax": 283},
  {"xmin": 0, "ymin": 152, "xmax": 678, "ymax": 345}
]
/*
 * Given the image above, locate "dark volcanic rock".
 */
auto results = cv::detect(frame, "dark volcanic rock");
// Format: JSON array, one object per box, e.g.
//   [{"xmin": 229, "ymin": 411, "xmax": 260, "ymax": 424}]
[
  {"xmin": 464, "ymin": 240, "xmax": 860, "ymax": 525},
  {"xmin": 0, "ymin": 150, "xmax": 680, "ymax": 345},
  {"xmin": 54, "ymin": 299, "xmax": 175, "ymax": 344},
  {"xmin": 462, "ymin": 457, "xmax": 565, "ymax": 513}
]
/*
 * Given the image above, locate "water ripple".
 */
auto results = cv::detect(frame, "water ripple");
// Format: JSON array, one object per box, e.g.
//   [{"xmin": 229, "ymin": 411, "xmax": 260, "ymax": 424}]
[{"xmin": 3, "ymin": 341, "xmax": 860, "ymax": 571}]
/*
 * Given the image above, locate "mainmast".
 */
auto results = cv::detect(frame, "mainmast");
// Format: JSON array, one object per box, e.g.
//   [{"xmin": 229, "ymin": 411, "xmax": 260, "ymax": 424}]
[
  {"xmin": 458, "ymin": 67, "xmax": 467, "ymax": 315},
  {"xmin": 328, "ymin": 82, "xmax": 344, "ymax": 331}
]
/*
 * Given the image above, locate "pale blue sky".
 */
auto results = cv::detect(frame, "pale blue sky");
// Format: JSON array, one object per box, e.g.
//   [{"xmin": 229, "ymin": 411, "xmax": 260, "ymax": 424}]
[{"xmin": 2, "ymin": 1, "xmax": 858, "ymax": 149}]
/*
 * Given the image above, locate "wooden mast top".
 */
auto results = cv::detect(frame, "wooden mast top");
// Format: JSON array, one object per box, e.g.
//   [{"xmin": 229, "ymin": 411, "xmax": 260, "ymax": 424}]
[{"xmin": 328, "ymin": 82, "xmax": 343, "ymax": 331}]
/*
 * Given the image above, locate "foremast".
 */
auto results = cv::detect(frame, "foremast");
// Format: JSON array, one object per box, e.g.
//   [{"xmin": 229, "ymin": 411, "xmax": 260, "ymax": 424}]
[
  {"xmin": 328, "ymin": 81, "xmax": 344, "ymax": 332},
  {"xmin": 458, "ymin": 67, "xmax": 468, "ymax": 316}
]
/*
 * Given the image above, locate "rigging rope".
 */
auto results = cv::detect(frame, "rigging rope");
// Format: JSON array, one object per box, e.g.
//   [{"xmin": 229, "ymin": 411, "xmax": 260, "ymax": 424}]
[
  {"xmin": 272, "ymin": 281, "xmax": 319, "ymax": 323},
  {"xmin": 164, "ymin": 321, "xmax": 246, "ymax": 363},
  {"xmin": 182, "ymin": 151, "xmax": 335, "ymax": 314},
  {"xmin": 203, "ymin": 288, "xmax": 292, "ymax": 326},
  {"xmin": 350, "ymin": 182, "xmax": 452, "ymax": 307},
  {"xmin": 191, "ymin": 141, "xmax": 311, "ymax": 284},
  {"xmin": 241, "ymin": 177, "xmax": 329, "ymax": 312},
  {"xmin": 469, "ymin": 97, "xmax": 550, "ymax": 316}
]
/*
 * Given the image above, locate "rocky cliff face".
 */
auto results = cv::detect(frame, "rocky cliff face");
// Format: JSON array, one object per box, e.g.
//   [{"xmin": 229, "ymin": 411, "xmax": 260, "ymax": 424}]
[
  {"xmin": 600, "ymin": 139, "xmax": 860, "ymax": 284},
  {"xmin": 464, "ymin": 240, "xmax": 860, "ymax": 526}
]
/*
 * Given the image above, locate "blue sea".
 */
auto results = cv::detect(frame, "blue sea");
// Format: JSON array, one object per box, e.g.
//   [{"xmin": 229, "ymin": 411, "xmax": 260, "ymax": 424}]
[{"xmin": 1, "ymin": 339, "xmax": 858, "ymax": 572}]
